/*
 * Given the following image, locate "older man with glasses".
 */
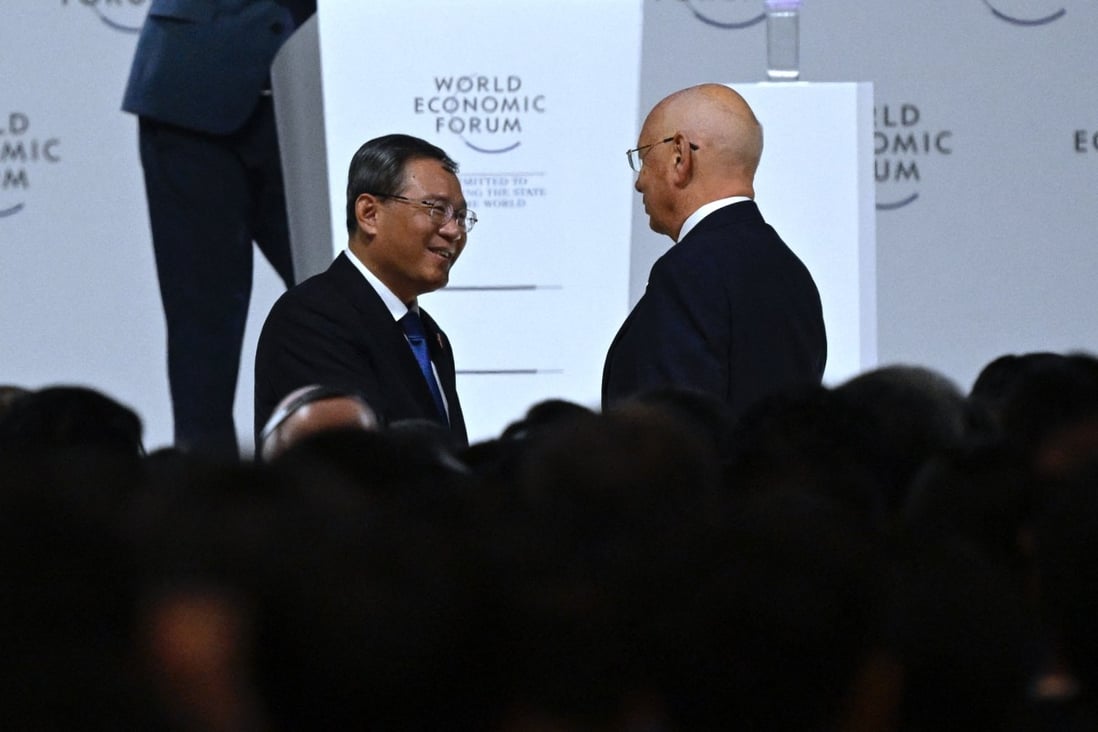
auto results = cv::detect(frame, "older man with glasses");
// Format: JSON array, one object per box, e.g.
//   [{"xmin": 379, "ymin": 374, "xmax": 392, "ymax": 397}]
[
  {"xmin": 254, "ymin": 134, "xmax": 475, "ymax": 451},
  {"xmin": 603, "ymin": 83, "xmax": 826, "ymax": 426}
]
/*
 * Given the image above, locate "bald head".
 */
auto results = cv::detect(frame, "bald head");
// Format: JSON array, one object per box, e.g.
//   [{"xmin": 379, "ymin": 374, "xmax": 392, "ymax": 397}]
[
  {"xmin": 259, "ymin": 385, "xmax": 379, "ymax": 462},
  {"xmin": 634, "ymin": 84, "xmax": 764, "ymax": 240},
  {"xmin": 655, "ymin": 83, "xmax": 763, "ymax": 182}
]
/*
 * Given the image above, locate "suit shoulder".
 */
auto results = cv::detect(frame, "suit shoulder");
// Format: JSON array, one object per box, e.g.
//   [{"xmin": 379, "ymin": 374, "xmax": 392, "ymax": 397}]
[{"xmin": 263, "ymin": 267, "xmax": 352, "ymax": 330}]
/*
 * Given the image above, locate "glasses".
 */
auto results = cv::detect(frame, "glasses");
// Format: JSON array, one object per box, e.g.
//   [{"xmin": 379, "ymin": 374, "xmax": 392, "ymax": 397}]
[
  {"xmin": 626, "ymin": 137, "xmax": 700, "ymax": 172},
  {"xmin": 372, "ymin": 193, "xmax": 478, "ymax": 232}
]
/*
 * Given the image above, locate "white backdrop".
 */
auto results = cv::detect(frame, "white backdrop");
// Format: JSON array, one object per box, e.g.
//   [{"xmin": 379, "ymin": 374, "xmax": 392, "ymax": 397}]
[{"xmin": 3, "ymin": 0, "xmax": 1096, "ymax": 452}]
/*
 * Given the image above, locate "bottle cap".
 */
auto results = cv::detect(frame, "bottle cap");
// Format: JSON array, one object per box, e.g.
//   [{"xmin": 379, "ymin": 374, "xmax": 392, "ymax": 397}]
[{"xmin": 764, "ymin": 0, "xmax": 803, "ymax": 9}]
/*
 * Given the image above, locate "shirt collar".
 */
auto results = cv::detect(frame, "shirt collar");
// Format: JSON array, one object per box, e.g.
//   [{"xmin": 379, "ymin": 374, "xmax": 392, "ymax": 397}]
[
  {"xmin": 677, "ymin": 196, "xmax": 752, "ymax": 242},
  {"xmin": 344, "ymin": 247, "xmax": 414, "ymax": 321}
]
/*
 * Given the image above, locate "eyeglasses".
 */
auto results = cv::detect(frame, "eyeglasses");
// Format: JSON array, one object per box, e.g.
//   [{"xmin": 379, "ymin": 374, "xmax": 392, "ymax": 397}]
[
  {"xmin": 371, "ymin": 193, "xmax": 478, "ymax": 232},
  {"xmin": 626, "ymin": 137, "xmax": 700, "ymax": 172}
]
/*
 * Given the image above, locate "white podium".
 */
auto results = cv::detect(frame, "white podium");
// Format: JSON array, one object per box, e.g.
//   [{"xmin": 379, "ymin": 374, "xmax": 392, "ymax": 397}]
[{"xmin": 271, "ymin": 14, "xmax": 330, "ymax": 284}]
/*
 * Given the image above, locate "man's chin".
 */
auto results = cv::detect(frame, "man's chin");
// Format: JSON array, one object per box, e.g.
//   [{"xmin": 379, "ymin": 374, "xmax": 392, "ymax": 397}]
[{"xmin": 428, "ymin": 273, "xmax": 450, "ymax": 292}]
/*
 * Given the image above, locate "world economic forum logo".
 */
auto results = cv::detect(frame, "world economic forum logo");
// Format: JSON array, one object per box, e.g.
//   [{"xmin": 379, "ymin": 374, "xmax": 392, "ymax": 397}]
[
  {"xmin": 414, "ymin": 75, "xmax": 546, "ymax": 155},
  {"xmin": 981, "ymin": 0, "xmax": 1066, "ymax": 26},
  {"xmin": 669, "ymin": 0, "xmax": 767, "ymax": 29},
  {"xmin": 875, "ymin": 103, "xmax": 953, "ymax": 212},
  {"xmin": 61, "ymin": 0, "xmax": 149, "ymax": 34},
  {"xmin": 1, "ymin": 113, "xmax": 63, "ymax": 220}
]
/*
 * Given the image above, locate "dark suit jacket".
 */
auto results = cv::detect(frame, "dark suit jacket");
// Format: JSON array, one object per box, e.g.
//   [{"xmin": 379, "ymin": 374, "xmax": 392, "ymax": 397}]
[
  {"xmin": 122, "ymin": 0, "xmax": 308, "ymax": 134},
  {"xmin": 254, "ymin": 252, "xmax": 468, "ymax": 446},
  {"xmin": 602, "ymin": 200, "xmax": 826, "ymax": 422}
]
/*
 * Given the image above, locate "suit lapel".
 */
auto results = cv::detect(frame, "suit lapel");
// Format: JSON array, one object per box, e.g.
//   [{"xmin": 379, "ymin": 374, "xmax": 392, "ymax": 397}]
[
  {"xmin": 329, "ymin": 254, "xmax": 439, "ymax": 416},
  {"xmin": 329, "ymin": 253, "xmax": 467, "ymax": 442}
]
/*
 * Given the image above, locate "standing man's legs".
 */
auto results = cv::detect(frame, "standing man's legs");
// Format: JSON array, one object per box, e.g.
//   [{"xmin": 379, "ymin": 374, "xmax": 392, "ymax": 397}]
[{"xmin": 138, "ymin": 98, "xmax": 293, "ymax": 457}]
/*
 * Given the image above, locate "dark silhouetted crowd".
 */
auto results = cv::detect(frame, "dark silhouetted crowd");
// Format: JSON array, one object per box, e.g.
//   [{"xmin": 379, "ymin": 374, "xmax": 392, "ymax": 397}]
[{"xmin": 5, "ymin": 351, "xmax": 1098, "ymax": 731}]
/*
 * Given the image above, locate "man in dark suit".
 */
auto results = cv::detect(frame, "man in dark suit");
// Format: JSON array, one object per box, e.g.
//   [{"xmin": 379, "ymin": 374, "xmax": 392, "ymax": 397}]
[
  {"xmin": 603, "ymin": 83, "xmax": 826, "ymax": 423},
  {"xmin": 123, "ymin": 0, "xmax": 316, "ymax": 457},
  {"xmin": 254, "ymin": 134, "xmax": 473, "ymax": 449}
]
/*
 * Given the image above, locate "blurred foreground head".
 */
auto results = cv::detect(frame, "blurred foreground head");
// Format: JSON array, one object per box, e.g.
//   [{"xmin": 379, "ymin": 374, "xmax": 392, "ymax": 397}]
[
  {"xmin": 0, "ymin": 384, "xmax": 144, "ymax": 457},
  {"xmin": 259, "ymin": 384, "xmax": 378, "ymax": 462}
]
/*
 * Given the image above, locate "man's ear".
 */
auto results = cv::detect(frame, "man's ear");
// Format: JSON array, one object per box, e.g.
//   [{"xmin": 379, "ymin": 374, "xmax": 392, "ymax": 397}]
[
  {"xmin": 670, "ymin": 132, "xmax": 694, "ymax": 186},
  {"xmin": 355, "ymin": 193, "xmax": 381, "ymax": 237}
]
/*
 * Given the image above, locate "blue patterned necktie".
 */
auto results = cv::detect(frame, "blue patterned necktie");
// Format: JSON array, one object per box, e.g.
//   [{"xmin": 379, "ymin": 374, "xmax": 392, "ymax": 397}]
[{"xmin": 399, "ymin": 310, "xmax": 448, "ymax": 423}]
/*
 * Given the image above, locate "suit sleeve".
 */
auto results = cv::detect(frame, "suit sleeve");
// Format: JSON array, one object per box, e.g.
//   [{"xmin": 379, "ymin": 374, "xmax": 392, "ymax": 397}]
[{"xmin": 123, "ymin": 0, "xmax": 297, "ymax": 134}]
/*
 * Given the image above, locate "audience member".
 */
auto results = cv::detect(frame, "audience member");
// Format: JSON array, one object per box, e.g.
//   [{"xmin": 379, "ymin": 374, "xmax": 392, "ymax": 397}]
[
  {"xmin": 904, "ymin": 442, "xmax": 1036, "ymax": 579},
  {"xmin": 968, "ymin": 351, "xmax": 1064, "ymax": 440},
  {"xmin": 1032, "ymin": 461, "xmax": 1098, "ymax": 730},
  {"xmin": 0, "ymin": 383, "xmax": 29, "ymax": 417},
  {"xmin": 651, "ymin": 491, "xmax": 890, "ymax": 732},
  {"xmin": 498, "ymin": 398, "xmax": 596, "ymax": 443},
  {"xmin": 834, "ymin": 364, "xmax": 968, "ymax": 512},
  {"xmin": 483, "ymin": 407, "xmax": 723, "ymax": 729},
  {"xmin": 970, "ymin": 351, "xmax": 1098, "ymax": 475},
  {"xmin": 10, "ymin": 349, "xmax": 1098, "ymax": 731},
  {"xmin": 257, "ymin": 384, "xmax": 378, "ymax": 462},
  {"xmin": 269, "ymin": 424, "xmax": 474, "ymax": 508},
  {"xmin": 726, "ymin": 385, "xmax": 887, "ymax": 521},
  {"xmin": 880, "ymin": 535, "xmax": 1035, "ymax": 731},
  {"xmin": 462, "ymin": 398, "xmax": 595, "ymax": 493},
  {"xmin": 606, "ymin": 385, "xmax": 736, "ymax": 460},
  {"xmin": 0, "ymin": 384, "xmax": 145, "ymax": 457},
  {"xmin": 0, "ymin": 451, "xmax": 176, "ymax": 729}
]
